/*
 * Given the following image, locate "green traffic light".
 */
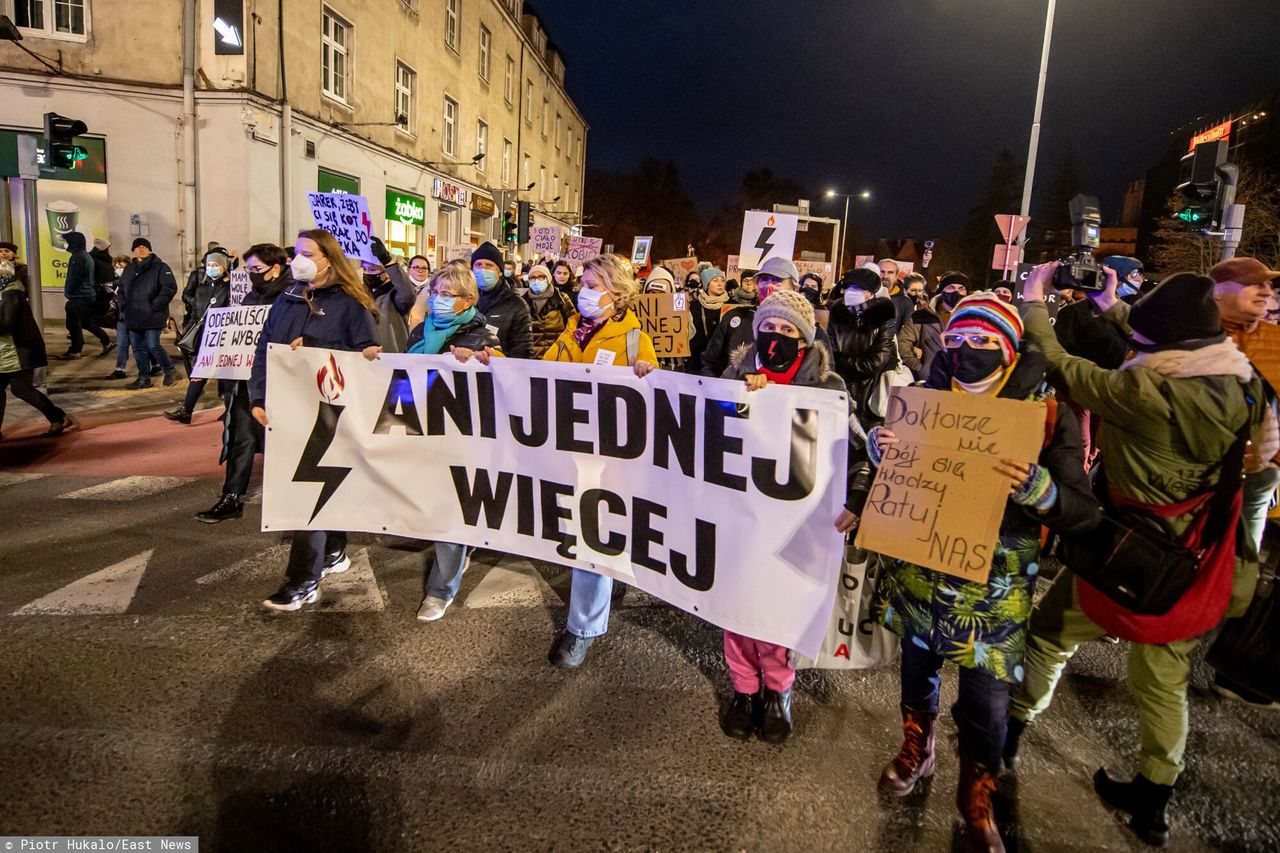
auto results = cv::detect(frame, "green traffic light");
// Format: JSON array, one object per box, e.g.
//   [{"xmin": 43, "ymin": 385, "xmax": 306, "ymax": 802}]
[{"xmin": 1176, "ymin": 208, "xmax": 1204, "ymax": 223}]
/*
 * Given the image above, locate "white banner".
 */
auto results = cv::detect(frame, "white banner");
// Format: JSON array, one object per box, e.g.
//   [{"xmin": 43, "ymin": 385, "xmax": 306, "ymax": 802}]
[
  {"xmin": 739, "ymin": 210, "xmax": 798, "ymax": 271},
  {"xmin": 262, "ymin": 347, "xmax": 850, "ymax": 657},
  {"xmin": 189, "ymin": 305, "xmax": 270, "ymax": 380}
]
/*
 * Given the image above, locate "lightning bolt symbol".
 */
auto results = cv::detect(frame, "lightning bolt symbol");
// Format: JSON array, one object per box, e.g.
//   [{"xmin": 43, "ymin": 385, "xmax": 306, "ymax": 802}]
[
  {"xmin": 755, "ymin": 226, "xmax": 777, "ymax": 263},
  {"xmin": 293, "ymin": 402, "xmax": 351, "ymax": 523}
]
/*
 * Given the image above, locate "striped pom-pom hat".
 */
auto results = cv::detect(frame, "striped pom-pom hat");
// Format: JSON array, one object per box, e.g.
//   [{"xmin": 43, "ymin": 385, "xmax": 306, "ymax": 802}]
[{"xmin": 945, "ymin": 293, "xmax": 1024, "ymax": 364}]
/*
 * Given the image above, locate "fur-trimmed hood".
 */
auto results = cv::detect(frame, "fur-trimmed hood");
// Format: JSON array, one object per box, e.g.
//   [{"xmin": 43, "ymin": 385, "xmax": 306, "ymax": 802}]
[{"xmin": 724, "ymin": 338, "xmax": 846, "ymax": 392}]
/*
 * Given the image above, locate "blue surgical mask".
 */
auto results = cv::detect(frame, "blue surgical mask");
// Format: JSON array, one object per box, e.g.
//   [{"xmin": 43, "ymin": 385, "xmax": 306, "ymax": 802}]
[
  {"xmin": 577, "ymin": 287, "xmax": 610, "ymax": 321},
  {"xmin": 1118, "ymin": 279, "xmax": 1139, "ymax": 298},
  {"xmin": 474, "ymin": 268, "xmax": 498, "ymax": 290},
  {"xmin": 205, "ymin": 265, "xmax": 222, "ymax": 279},
  {"xmin": 530, "ymin": 278, "xmax": 549, "ymax": 295},
  {"xmin": 430, "ymin": 293, "xmax": 459, "ymax": 325}
]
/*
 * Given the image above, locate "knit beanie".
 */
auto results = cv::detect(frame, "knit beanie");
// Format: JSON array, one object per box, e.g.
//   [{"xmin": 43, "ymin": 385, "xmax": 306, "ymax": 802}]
[
  {"xmin": 528, "ymin": 263, "xmax": 552, "ymax": 281},
  {"xmin": 471, "ymin": 241, "xmax": 504, "ymax": 269},
  {"xmin": 131, "ymin": 237, "xmax": 152, "ymax": 252},
  {"xmin": 938, "ymin": 271, "xmax": 970, "ymax": 290},
  {"xmin": 646, "ymin": 266, "xmax": 675, "ymax": 290},
  {"xmin": 93, "ymin": 238, "xmax": 110, "ymax": 252},
  {"xmin": 700, "ymin": 266, "xmax": 725, "ymax": 290},
  {"xmin": 758, "ymin": 256, "xmax": 799, "ymax": 283},
  {"xmin": 945, "ymin": 293, "xmax": 1024, "ymax": 364},
  {"xmin": 1102, "ymin": 255, "xmax": 1142, "ymax": 282},
  {"xmin": 1128, "ymin": 272, "xmax": 1224, "ymax": 351},
  {"xmin": 754, "ymin": 289, "xmax": 816, "ymax": 344},
  {"xmin": 205, "ymin": 250, "xmax": 230, "ymax": 272}
]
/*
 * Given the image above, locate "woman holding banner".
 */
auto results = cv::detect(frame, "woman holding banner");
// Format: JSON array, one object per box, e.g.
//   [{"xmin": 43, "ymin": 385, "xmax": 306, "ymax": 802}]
[
  {"xmin": 543, "ymin": 254, "xmax": 658, "ymax": 668},
  {"xmin": 864, "ymin": 294, "xmax": 1097, "ymax": 852},
  {"xmin": 402, "ymin": 264, "xmax": 506, "ymax": 623},
  {"xmin": 252, "ymin": 229, "xmax": 380, "ymax": 612}
]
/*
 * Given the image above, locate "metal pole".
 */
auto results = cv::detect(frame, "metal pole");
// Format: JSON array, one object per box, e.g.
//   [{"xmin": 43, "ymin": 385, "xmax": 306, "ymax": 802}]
[
  {"xmin": 21, "ymin": 178, "xmax": 43, "ymax": 330},
  {"xmin": 837, "ymin": 194, "xmax": 850, "ymax": 274},
  {"xmin": 1220, "ymin": 203, "xmax": 1245, "ymax": 261},
  {"xmin": 1018, "ymin": 0, "xmax": 1057, "ymax": 234}
]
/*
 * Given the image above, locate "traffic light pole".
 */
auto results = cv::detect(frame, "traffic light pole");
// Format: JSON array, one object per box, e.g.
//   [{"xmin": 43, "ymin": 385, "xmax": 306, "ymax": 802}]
[
  {"xmin": 22, "ymin": 178, "xmax": 44, "ymax": 330},
  {"xmin": 1220, "ymin": 203, "xmax": 1245, "ymax": 261}
]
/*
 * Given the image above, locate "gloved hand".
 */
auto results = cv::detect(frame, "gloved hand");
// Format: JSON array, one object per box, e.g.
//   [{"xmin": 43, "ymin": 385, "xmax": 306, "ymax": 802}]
[
  {"xmin": 369, "ymin": 235, "xmax": 392, "ymax": 266},
  {"xmin": 996, "ymin": 460, "xmax": 1058, "ymax": 512}
]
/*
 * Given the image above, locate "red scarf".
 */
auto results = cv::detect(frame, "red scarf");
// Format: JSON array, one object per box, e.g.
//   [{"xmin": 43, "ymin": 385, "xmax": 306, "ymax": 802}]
[{"xmin": 758, "ymin": 354, "xmax": 804, "ymax": 386}]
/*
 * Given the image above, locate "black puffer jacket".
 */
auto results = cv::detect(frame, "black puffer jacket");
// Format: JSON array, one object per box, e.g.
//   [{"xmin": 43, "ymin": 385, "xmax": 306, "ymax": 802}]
[
  {"xmin": 118, "ymin": 254, "xmax": 178, "ymax": 330},
  {"xmin": 524, "ymin": 289, "xmax": 575, "ymax": 358},
  {"xmin": 477, "ymin": 279, "xmax": 533, "ymax": 358},
  {"xmin": 826, "ymin": 295, "xmax": 898, "ymax": 414},
  {"xmin": 406, "ymin": 311, "xmax": 504, "ymax": 353}
]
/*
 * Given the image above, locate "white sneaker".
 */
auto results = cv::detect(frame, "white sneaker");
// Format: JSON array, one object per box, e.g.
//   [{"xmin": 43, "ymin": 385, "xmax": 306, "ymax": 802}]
[
  {"xmin": 416, "ymin": 595, "xmax": 451, "ymax": 622},
  {"xmin": 321, "ymin": 552, "xmax": 351, "ymax": 577}
]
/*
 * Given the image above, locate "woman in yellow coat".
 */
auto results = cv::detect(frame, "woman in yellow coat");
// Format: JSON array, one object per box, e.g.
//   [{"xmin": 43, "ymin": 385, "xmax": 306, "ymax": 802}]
[{"xmin": 544, "ymin": 253, "xmax": 658, "ymax": 668}]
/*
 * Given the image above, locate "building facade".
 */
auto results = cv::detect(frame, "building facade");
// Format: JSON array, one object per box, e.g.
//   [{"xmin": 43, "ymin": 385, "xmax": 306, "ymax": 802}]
[{"xmin": 0, "ymin": 0, "xmax": 587, "ymax": 299}]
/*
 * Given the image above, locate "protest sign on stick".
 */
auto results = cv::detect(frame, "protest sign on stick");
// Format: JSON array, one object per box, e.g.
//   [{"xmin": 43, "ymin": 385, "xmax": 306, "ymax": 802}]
[
  {"xmin": 738, "ymin": 211, "xmax": 798, "ymax": 270},
  {"xmin": 633, "ymin": 292, "xmax": 691, "ymax": 358},
  {"xmin": 565, "ymin": 236, "xmax": 602, "ymax": 264},
  {"xmin": 189, "ymin": 305, "xmax": 271, "ymax": 380},
  {"xmin": 307, "ymin": 192, "xmax": 378, "ymax": 264},
  {"xmin": 856, "ymin": 386, "xmax": 1046, "ymax": 584}
]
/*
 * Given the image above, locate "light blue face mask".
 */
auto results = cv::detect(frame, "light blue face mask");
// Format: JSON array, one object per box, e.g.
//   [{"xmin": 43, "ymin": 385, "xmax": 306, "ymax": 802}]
[
  {"xmin": 474, "ymin": 268, "xmax": 498, "ymax": 290},
  {"xmin": 205, "ymin": 265, "xmax": 223, "ymax": 279},
  {"xmin": 529, "ymin": 277, "xmax": 549, "ymax": 295},
  {"xmin": 430, "ymin": 294, "xmax": 458, "ymax": 325}
]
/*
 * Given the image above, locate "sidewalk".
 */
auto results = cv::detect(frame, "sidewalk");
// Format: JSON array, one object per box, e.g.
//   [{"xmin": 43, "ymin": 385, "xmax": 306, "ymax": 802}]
[{"xmin": 1, "ymin": 318, "xmax": 223, "ymax": 470}]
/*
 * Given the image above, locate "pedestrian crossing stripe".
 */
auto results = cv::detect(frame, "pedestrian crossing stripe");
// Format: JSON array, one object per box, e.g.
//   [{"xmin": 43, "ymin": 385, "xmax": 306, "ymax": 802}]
[
  {"xmin": 57, "ymin": 476, "xmax": 193, "ymax": 501},
  {"xmin": 13, "ymin": 549, "xmax": 153, "ymax": 615},
  {"xmin": 0, "ymin": 472, "xmax": 49, "ymax": 488},
  {"xmin": 462, "ymin": 563, "xmax": 559, "ymax": 609}
]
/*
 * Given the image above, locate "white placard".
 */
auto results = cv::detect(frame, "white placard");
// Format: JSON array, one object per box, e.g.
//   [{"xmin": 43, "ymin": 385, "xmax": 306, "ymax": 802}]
[
  {"xmin": 229, "ymin": 268, "xmax": 251, "ymax": 305},
  {"xmin": 307, "ymin": 192, "xmax": 377, "ymax": 264},
  {"xmin": 565, "ymin": 236, "xmax": 603, "ymax": 263},
  {"xmin": 189, "ymin": 305, "xmax": 271, "ymax": 380},
  {"xmin": 530, "ymin": 226, "xmax": 562, "ymax": 257},
  {"xmin": 738, "ymin": 211, "xmax": 799, "ymax": 271}
]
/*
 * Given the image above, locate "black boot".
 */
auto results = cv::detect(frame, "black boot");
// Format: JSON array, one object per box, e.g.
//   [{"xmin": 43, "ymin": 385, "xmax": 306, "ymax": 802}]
[
  {"xmin": 1002, "ymin": 717, "xmax": 1027, "ymax": 771},
  {"xmin": 125, "ymin": 375, "xmax": 152, "ymax": 390},
  {"xmin": 1093, "ymin": 769, "xmax": 1172, "ymax": 847},
  {"xmin": 759, "ymin": 688, "xmax": 793, "ymax": 743},
  {"xmin": 722, "ymin": 692, "xmax": 759, "ymax": 740},
  {"xmin": 548, "ymin": 630, "xmax": 594, "ymax": 668},
  {"xmin": 195, "ymin": 493, "xmax": 243, "ymax": 523},
  {"xmin": 162, "ymin": 368, "xmax": 179, "ymax": 386},
  {"xmin": 164, "ymin": 406, "xmax": 192, "ymax": 424}
]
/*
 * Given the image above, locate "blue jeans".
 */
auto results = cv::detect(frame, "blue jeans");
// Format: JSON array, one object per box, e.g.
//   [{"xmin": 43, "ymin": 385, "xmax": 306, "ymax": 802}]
[
  {"xmin": 129, "ymin": 327, "xmax": 173, "ymax": 375},
  {"xmin": 425, "ymin": 542, "xmax": 472, "ymax": 601},
  {"xmin": 115, "ymin": 321, "xmax": 131, "ymax": 370},
  {"xmin": 567, "ymin": 569, "xmax": 613, "ymax": 638},
  {"xmin": 900, "ymin": 641, "xmax": 1011, "ymax": 769},
  {"xmin": 1242, "ymin": 467, "xmax": 1280, "ymax": 556}
]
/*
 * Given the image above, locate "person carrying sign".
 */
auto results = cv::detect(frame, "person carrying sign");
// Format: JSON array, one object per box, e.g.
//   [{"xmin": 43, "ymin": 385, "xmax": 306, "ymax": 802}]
[
  {"xmin": 252, "ymin": 229, "xmax": 380, "ymax": 612},
  {"xmin": 862, "ymin": 294, "xmax": 1098, "ymax": 853},
  {"xmin": 167, "ymin": 249, "xmax": 233, "ymax": 424},
  {"xmin": 1005, "ymin": 265, "xmax": 1267, "ymax": 847},
  {"xmin": 542, "ymin": 254, "xmax": 659, "ymax": 668}
]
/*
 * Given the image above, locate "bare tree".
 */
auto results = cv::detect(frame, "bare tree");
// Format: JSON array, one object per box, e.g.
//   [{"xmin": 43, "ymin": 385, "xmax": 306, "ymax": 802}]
[{"xmin": 1150, "ymin": 167, "xmax": 1280, "ymax": 274}]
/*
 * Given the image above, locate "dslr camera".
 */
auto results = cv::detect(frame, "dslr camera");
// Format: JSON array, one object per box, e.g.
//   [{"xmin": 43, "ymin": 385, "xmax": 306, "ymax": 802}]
[{"xmin": 1052, "ymin": 194, "xmax": 1106, "ymax": 292}]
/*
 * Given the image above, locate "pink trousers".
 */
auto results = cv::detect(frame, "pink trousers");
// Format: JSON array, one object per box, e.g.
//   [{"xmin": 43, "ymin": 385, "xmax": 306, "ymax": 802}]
[{"xmin": 723, "ymin": 630, "xmax": 796, "ymax": 693}]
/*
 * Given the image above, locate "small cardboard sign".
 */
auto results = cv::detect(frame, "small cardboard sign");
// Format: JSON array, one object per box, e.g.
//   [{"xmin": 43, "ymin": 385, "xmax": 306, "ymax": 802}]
[
  {"xmin": 307, "ymin": 192, "xmax": 377, "ymax": 264},
  {"xmin": 531, "ymin": 225, "xmax": 562, "ymax": 257},
  {"xmin": 189, "ymin": 304, "xmax": 271, "ymax": 380},
  {"xmin": 633, "ymin": 292, "xmax": 691, "ymax": 359},
  {"xmin": 662, "ymin": 256, "xmax": 699, "ymax": 284},
  {"xmin": 856, "ymin": 386, "xmax": 1046, "ymax": 584},
  {"xmin": 565, "ymin": 236, "xmax": 602, "ymax": 263}
]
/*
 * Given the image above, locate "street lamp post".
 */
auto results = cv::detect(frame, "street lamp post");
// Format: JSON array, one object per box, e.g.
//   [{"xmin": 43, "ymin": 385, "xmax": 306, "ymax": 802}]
[
  {"xmin": 826, "ymin": 189, "xmax": 871, "ymax": 275},
  {"xmin": 1018, "ymin": 0, "xmax": 1058, "ymax": 243}
]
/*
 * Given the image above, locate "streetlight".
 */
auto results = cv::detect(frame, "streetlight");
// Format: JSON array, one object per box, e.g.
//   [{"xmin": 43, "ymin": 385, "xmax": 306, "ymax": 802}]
[
  {"xmin": 1018, "ymin": 0, "xmax": 1058, "ymax": 247},
  {"xmin": 826, "ymin": 189, "xmax": 871, "ymax": 275}
]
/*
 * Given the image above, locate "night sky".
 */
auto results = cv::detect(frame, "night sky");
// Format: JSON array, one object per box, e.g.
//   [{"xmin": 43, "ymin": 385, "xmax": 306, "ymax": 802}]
[{"xmin": 533, "ymin": 0, "xmax": 1278, "ymax": 238}]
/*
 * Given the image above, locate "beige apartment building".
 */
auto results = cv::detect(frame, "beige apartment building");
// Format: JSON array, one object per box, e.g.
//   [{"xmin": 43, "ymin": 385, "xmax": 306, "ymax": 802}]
[{"xmin": 0, "ymin": 0, "xmax": 587, "ymax": 298}]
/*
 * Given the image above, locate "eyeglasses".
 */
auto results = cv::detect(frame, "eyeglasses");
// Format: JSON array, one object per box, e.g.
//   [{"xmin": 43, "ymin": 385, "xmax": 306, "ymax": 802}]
[
  {"xmin": 942, "ymin": 332, "xmax": 1002, "ymax": 350},
  {"xmin": 246, "ymin": 265, "xmax": 270, "ymax": 274},
  {"xmin": 409, "ymin": 264, "xmax": 430, "ymax": 272}
]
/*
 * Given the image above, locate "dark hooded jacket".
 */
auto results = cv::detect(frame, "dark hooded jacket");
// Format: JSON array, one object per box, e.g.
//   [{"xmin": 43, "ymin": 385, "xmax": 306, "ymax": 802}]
[
  {"xmin": 0, "ymin": 277, "xmax": 46, "ymax": 372},
  {"xmin": 898, "ymin": 303, "xmax": 945, "ymax": 381},
  {"xmin": 118, "ymin": 253, "xmax": 178, "ymax": 330},
  {"xmin": 700, "ymin": 301, "xmax": 834, "ymax": 378},
  {"xmin": 524, "ymin": 287, "xmax": 575, "ymax": 357},
  {"xmin": 366, "ymin": 263, "xmax": 416, "ymax": 354},
  {"xmin": 90, "ymin": 245, "xmax": 116, "ymax": 285},
  {"xmin": 62, "ymin": 232, "xmax": 96, "ymax": 302},
  {"xmin": 826, "ymin": 293, "xmax": 899, "ymax": 417},
  {"xmin": 477, "ymin": 278, "xmax": 533, "ymax": 359}
]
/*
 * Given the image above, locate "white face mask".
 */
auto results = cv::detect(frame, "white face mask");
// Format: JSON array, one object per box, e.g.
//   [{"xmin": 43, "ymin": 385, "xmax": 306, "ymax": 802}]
[
  {"xmin": 577, "ymin": 287, "xmax": 610, "ymax": 321},
  {"xmin": 290, "ymin": 254, "xmax": 318, "ymax": 283},
  {"xmin": 844, "ymin": 288, "xmax": 869, "ymax": 308}
]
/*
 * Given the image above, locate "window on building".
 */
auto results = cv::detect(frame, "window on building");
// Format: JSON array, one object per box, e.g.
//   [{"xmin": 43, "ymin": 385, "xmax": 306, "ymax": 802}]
[
  {"xmin": 503, "ymin": 0, "xmax": 517, "ymax": 15},
  {"xmin": 478, "ymin": 25, "xmax": 491, "ymax": 81},
  {"xmin": 554, "ymin": 113, "xmax": 562, "ymax": 150},
  {"xmin": 566, "ymin": 125, "xmax": 574, "ymax": 158},
  {"xmin": 475, "ymin": 120, "xmax": 488, "ymax": 172},
  {"xmin": 442, "ymin": 96, "xmax": 458, "ymax": 156},
  {"xmin": 394, "ymin": 61, "xmax": 415, "ymax": 134},
  {"xmin": 539, "ymin": 165, "xmax": 546, "ymax": 202},
  {"xmin": 502, "ymin": 138, "xmax": 512, "ymax": 185},
  {"xmin": 504, "ymin": 56, "xmax": 515, "ymax": 106},
  {"xmin": 576, "ymin": 135, "xmax": 583, "ymax": 165},
  {"xmin": 444, "ymin": 0, "xmax": 459, "ymax": 52},
  {"xmin": 321, "ymin": 8, "xmax": 351, "ymax": 102},
  {"xmin": 522, "ymin": 154, "xmax": 530, "ymax": 188},
  {"xmin": 14, "ymin": 0, "xmax": 88, "ymax": 38},
  {"xmin": 572, "ymin": 188, "xmax": 579, "ymax": 215},
  {"xmin": 524, "ymin": 80, "xmax": 533, "ymax": 125},
  {"xmin": 541, "ymin": 99, "xmax": 549, "ymax": 138},
  {"xmin": 553, "ymin": 174, "xmax": 560, "ymax": 200}
]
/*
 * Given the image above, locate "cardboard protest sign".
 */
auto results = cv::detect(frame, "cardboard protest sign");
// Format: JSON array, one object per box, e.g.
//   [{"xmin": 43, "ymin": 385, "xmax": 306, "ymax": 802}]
[
  {"xmin": 307, "ymin": 192, "xmax": 377, "ymax": 264},
  {"xmin": 189, "ymin": 305, "xmax": 271, "ymax": 380},
  {"xmin": 739, "ymin": 211, "xmax": 798, "ymax": 271},
  {"xmin": 725, "ymin": 255, "xmax": 740, "ymax": 282},
  {"xmin": 856, "ymin": 386, "xmax": 1046, "ymax": 584},
  {"xmin": 228, "ymin": 268, "xmax": 251, "ymax": 306},
  {"xmin": 633, "ymin": 292, "xmax": 691, "ymax": 359},
  {"xmin": 447, "ymin": 244, "xmax": 474, "ymax": 263},
  {"xmin": 662, "ymin": 256, "xmax": 699, "ymax": 284},
  {"xmin": 795, "ymin": 260, "xmax": 834, "ymax": 284},
  {"xmin": 855, "ymin": 254, "xmax": 876, "ymax": 269},
  {"xmin": 531, "ymin": 225, "xmax": 562, "ymax": 257},
  {"xmin": 565, "ymin": 236, "xmax": 602, "ymax": 264}
]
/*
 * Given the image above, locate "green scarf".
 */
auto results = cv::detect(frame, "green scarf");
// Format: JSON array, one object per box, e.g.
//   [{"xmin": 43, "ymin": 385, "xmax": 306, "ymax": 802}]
[{"xmin": 411, "ymin": 307, "xmax": 477, "ymax": 355}]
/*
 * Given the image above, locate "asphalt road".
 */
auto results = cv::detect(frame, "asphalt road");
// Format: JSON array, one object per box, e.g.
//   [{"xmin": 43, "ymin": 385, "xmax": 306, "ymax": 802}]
[{"xmin": 1, "ymin": 336, "xmax": 1278, "ymax": 852}]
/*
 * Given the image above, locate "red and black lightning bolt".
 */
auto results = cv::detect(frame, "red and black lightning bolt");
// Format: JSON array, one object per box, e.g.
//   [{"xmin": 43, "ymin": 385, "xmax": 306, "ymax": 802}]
[
  {"xmin": 754, "ymin": 226, "xmax": 777, "ymax": 262},
  {"xmin": 293, "ymin": 401, "xmax": 351, "ymax": 522}
]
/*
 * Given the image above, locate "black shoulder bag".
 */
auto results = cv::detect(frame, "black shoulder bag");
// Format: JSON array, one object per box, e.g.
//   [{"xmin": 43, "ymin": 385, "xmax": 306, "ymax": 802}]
[{"xmin": 1057, "ymin": 426, "xmax": 1248, "ymax": 616}]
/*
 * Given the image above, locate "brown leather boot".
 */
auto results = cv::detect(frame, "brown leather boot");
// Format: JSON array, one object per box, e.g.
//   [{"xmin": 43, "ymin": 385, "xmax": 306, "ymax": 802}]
[
  {"xmin": 957, "ymin": 755, "xmax": 1005, "ymax": 853},
  {"xmin": 878, "ymin": 704, "xmax": 937, "ymax": 796}
]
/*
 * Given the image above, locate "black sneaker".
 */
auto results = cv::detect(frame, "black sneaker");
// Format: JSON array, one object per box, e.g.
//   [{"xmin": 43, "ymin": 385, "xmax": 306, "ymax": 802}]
[
  {"xmin": 164, "ymin": 407, "xmax": 192, "ymax": 424},
  {"xmin": 150, "ymin": 365, "xmax": 163, "ymax": 377},
  {"xmin": 44, "ymin": 416, "xmax": 76, "ymax": 437},
  {"xmin": 262, "ymin": 580, "xmax": 321, "ymax": 611},
  {"xmin": 759, "ymin": 688, "xmax": 793, "ymax": 743},
  {"xmin": 195, "ymin": 494, "xmax": 243, "ymax": 523},
  {"xmin": 162, "ymin": 368, "xmax": 179, "ymax": 386},
  {"xmin": 125, "ymin": 377, "xmax": 152, "ymax": 390},
  {"xmin": 104, "ymin": 369, "xmax": 127, "ymax": 380},
  {"xmin": 548, "ymin": 630, "xmax": 594, "ymax": 668},
  {"xmin": 722, "ymin": 691, "xmax": 758, "ymax": 740},
  {"xmin": 321, "ymin": 550, "xmax": 351, "ymax": 577},
  {"xmin": 54, "ymin": 351, "xmax": 82, "ymax": 360},
  {"xmin": 101, "ymin": 341, "xmax": 116, "ymax": 357}
]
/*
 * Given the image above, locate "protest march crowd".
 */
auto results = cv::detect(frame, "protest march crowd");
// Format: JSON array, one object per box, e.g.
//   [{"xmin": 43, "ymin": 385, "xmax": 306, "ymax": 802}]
[{"xmin": 3, "ymin": 223, "xmax": 1278, "ymax": 852}]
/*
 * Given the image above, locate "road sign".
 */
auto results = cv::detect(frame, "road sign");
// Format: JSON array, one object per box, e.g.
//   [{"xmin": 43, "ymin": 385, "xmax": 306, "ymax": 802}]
[
  {"xmin": 994, "ymin": 214, "xmax": 1031, "ymax": 243},
  {"xmin": 992, "ymin": 243, "xmax": 1023, "ymax": 271}
]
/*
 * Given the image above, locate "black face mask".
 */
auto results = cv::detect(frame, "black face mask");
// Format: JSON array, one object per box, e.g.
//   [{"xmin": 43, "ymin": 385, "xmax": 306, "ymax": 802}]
[
  {"xmin": 952, "ymin": 346, "xmax": 1006, "ymax": 383},
  {"xmin": 364, "ymin": 273, "xmax": 384, "ymax": 289},
  {"xmin": 941, "ymin": 290, "xmax": 964, "ymax": 309},
  {"xmin": 756, "ymin": 331, "xmax": 802, "ymax": 372},
  {"xmin": 248, "ymin": 270, "xmax": 275, "ymax": 291}
]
